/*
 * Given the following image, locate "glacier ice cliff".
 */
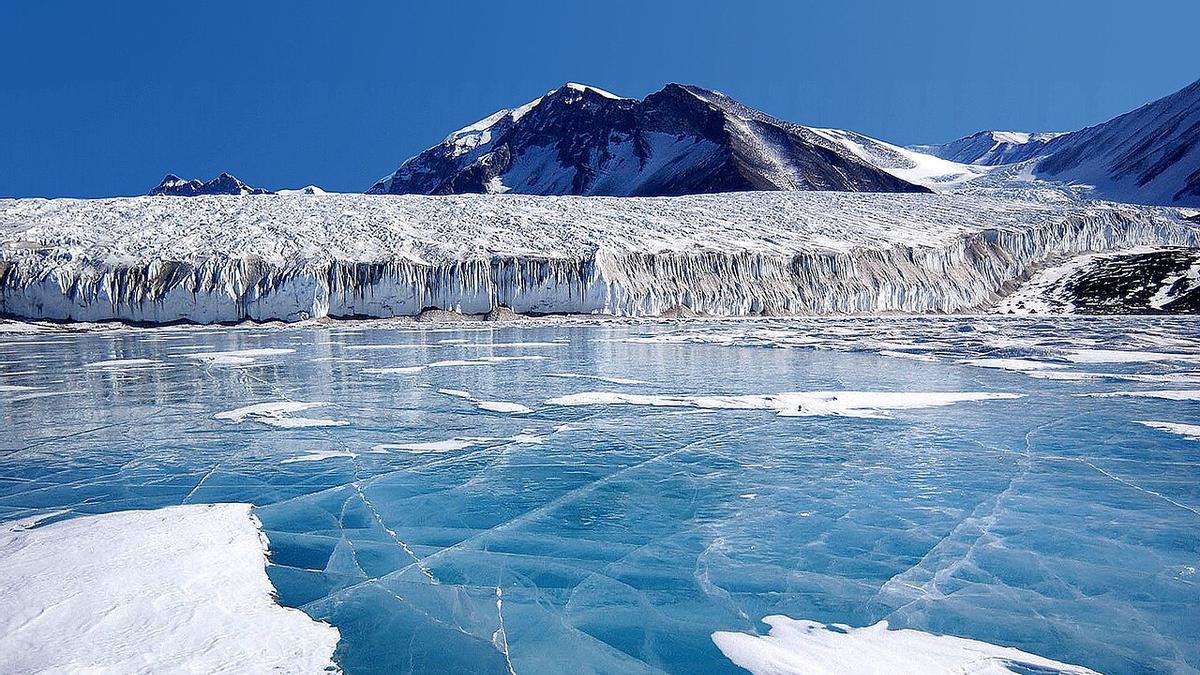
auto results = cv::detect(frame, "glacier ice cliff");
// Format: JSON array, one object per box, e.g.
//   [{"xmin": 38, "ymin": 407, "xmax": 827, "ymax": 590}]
[{"xmin": 0, "ymin": 191, "xmax": 1197, "ymax": 323}]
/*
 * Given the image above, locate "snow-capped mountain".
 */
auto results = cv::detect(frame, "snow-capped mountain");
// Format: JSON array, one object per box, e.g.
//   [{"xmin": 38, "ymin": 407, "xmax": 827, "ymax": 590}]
[
  {"xmin": 368, "ymin": 83, "xmax": 929, "ymax": 196},
  {"xmin": 911, "ymin": 78, "xmax": 1200, "ymax": 207},
  {"xmin": 809, "ymin": 128, "xmax": 986, "ymax": 190},
  {"xmin": 275, "ymin": 185, "xmax": 329, "ymax": 196},
  {"xmin": 911, "ymin": 131, "xmax": 1066, "ymax": 166},
  {"xmin": 150, "ymin": 173, "xmax": 272, "ymax": 196}
]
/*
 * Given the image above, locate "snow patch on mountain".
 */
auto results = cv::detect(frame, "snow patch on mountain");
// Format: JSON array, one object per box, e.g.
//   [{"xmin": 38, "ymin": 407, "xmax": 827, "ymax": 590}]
[
  {"xmin": 914, "ymin": 131, "xmax": 1067, "ymax": 166},
  {"xmin": 811, "ymin": 128, "xmax": 987, "ymax": 190}
]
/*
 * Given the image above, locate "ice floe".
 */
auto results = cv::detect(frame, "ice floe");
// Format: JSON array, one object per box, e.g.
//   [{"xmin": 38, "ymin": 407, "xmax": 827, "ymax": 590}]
[
  {"xmin": 959, "ymin": 358, "xmax": 1066, "ymax": 371},
  {"xmin": 0, "ymin": 504, "xmax": 339, "ymax": 673},
  {"xmin": 281, "ymin": 449, "xmax": 359, "ymax": 463},
  {"xmin": 84, "ymin": 357, "xmax": 160, "ymax": 368},
  {"xmin": 545, "ymin": 372, "xmax": 648, "ymax": 385},
  {"xmin": 214, "ymin": 401, "xmax": 349, "ymax": 428},
  {"xmin": 476, "ymin": 400, "xmax": 534, "ymax": 414},
  {"xmin": 877, "ymin": 350, "xmax": 938, "ymax": 362},
  {"xmin": 373, "ymin": 439, "xmax": 478, "ymax": 453},
  {"xmin": 711, "ymin": 617, "xmax": 1096, "ymax": 675},
  {"xmin": 428, "ymin": 355, "xmax": 547, "ymax": 368},
  {"xmin": 1066, "ymin": 349, "xmax": 1200, "ymax": 364},
  {"xmin": 1080, "ymin": 389, "xmax": 1200, "ymax": 401},
  {"xmin": 546, "ymin": 391, "xmax": 1021, "ymax": 419},
  {"xmin": 437, "ymin": 389, "xmax": 533, "ymax": 414},
  {"xmin": 1138, "ymin": 420, "xmax": 1200, "ymax": 441},
  {"xmin": 362, "ymin": 366, "xmax": 426, "ymax": 374},
  {"xmin": 185, "ymin": 348, "xmax": 296, "ymax": 366}
]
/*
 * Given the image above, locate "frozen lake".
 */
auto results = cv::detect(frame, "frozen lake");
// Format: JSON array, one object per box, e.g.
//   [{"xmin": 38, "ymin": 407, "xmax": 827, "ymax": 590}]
[{"xmin": 2, "ymin": 317, "xmax": 1198, "ymax": 673}]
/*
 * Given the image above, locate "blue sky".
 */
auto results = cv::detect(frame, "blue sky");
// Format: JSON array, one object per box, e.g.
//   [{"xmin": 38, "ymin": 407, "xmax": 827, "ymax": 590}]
[{"xmin": 2, "ymin": 0, "xmax": 1197, "ymax": 197}]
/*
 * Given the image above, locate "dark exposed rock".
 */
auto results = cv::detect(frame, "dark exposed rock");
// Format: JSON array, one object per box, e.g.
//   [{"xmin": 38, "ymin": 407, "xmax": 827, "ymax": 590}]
[
  {"xmin": 368, "ymin": 83, "xmax": 929, "ymax": 197},
  {"xmin": 150, "ymin": 173, "xmax": 272, "ymax": 196},
  {"xmin": 1058, "ymin": 248, "xmax": 1199, "ymax": 313}
]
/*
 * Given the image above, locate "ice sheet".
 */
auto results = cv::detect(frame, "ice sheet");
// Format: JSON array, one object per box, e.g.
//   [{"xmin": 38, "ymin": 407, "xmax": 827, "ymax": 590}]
[{"xmin": 5, "ymin": 317, "xmax": 1200, "ymax": 674}]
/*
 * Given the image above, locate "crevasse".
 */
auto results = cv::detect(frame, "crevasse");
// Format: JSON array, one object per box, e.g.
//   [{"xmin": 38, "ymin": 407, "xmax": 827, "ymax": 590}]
[{"xmin": 0, "ymin": 193, "xmax": 1196, "ymax": 323}]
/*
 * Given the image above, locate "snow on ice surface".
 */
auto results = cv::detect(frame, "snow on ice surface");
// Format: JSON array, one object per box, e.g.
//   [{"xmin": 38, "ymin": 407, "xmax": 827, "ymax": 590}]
[
  {"xmin": 438, "ymin": 387, "xmax": 533, "ymax": 414},
  {"xmin": 4, "ymin": 317, "xmax": 1200, "ymax": 674},
  {"xmin": 1139, "ymin": 420, "xmax": 1200, "ymax": 441},
  {"xmin": 184, "ymin": 347, "xmax": 296, "ymax": 365},
  {"xmin": 215, "ymin": 400, "xmax": 349, "ymax": 428},
  {"xmin": 959, "ymin": 358, "xmax": 1066, "ymax": 371},
  {"xmin": 373, "ymin": 439, "xmax": 477, "ymax": 453},
  {"xmin": 282, "ymin": 449, "xmax": 358, "ymax": 463},
  {"xmin": 1082, "ymin": 389, "xmax": 1200, "ymax": 401},
  {"xmin": 712, "ymin": 617, "xmax": 1096, "ymax": 675},
  {"xmin": 545, "ymin": 390, "xmax": 1021, "ymax": 419},
  {"xmin": 84, "ymin": 357, "xmax": 160, "ymax": 368},
  {"xmin": 1, "ymin": 190, "xmax": 1197, "ymax": 322},
  {"xmin": 0, "ymin": 504, "xmax": 339, "ymax": 674}
]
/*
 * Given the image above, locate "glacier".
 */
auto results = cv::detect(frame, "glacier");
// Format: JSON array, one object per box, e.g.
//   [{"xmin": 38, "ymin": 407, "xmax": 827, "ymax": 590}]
[{"xmin": 1, "ymin": 190, "xmax": 1197, "ymax": 324}]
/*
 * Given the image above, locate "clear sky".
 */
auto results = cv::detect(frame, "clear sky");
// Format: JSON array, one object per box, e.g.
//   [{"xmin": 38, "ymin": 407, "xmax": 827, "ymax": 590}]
[{"xmin": 2, "ymin": 0, "xmax": 1197, "ymax": 198}]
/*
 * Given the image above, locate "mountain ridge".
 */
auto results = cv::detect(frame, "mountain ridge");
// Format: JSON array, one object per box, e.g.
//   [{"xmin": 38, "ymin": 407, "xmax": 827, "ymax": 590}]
[
  {"xmin": 911, "ymin": 78, "xmax": 1200, "ymax": 207},
  {"xmin": 367, "ymin": 83, "xmax": 930, "ymax": 197},
  {"xmin": 150, "ymin": 173, "xmax": 272, "ymax": 196}
]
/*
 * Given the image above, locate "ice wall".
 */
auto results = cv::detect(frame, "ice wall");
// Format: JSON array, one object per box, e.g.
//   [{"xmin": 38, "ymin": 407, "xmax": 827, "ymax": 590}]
[{"xmin": 1, "ymin": 193, "xmax": 1196, "ymax": 323}]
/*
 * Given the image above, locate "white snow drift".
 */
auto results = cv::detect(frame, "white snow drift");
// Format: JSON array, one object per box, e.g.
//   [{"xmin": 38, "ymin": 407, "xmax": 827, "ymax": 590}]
[
  {"xmin": 711, "ymin": 616, "xmax": 1096, "ymax": 675},
  {"xmin": 545, "ymin": 390, "xmax": 1021, "ymax": 419},
  {"xmin": 0, "ymin": 190, "xmax": 1196, "ymax": 323},
  {"xmin": 0, "ymin": 504, "xmax": 340, "ymax": 674}
]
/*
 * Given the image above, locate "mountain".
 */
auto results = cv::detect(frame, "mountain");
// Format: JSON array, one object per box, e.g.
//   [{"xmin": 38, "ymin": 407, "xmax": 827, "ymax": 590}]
[
  {"xmin": 275, "ymin": 185, "xmax": 329, "ymax": 196},
  {"xmin": 809, "ymin": 128, "xmax": 985, "ymax": 190},
  {"xmin": 1033, "ymin": 79, "xmax": 1200, "ymax": 207},
  {"xmin": 150, "ymin": 173, "xmax": 272, "ymax": 196},
  {"xmin": 912, "ymin": 79, "xmax": 1200, "ymax": 207},
  {"xmin": 911, "ymin": 131, "xmax": 1066, "ymax": 166},
  {"xmin": 368, "ymin": 83, "xmax": 929, "ymax": 197}
]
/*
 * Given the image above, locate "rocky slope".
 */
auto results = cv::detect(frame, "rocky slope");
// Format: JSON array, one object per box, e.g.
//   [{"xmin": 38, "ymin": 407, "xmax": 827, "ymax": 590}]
[{"xmin": 368, "ymin": 83, "xmax": 929, "ymax": 197}]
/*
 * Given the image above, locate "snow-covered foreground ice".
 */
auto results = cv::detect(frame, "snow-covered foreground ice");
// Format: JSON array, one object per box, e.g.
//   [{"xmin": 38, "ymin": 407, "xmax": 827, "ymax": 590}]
[
  {"xmin": 2, "ymin": 316, "xmax": 1199, "ymax": 673},
  {"xmin": 0, "ymin": 504, "xmax": 339, "ymax": 673},
  {"xmin": 712, "ymin": 616, "xmax": 1097, "ymax": 675}
]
